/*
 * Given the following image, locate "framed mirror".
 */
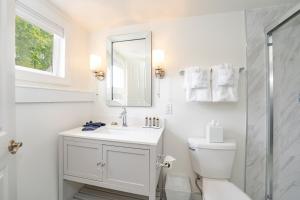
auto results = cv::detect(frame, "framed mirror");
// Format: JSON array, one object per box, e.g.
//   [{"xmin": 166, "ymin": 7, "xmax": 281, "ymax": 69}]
[{"xmin": 106, "ymin": 32, "xmax": 152, "ymax": 107}]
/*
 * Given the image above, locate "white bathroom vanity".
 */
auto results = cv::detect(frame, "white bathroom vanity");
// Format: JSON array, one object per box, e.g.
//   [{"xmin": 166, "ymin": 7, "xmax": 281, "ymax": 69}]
[{"xmin": 58, "ymin": 125, "xmax": 164, "ymax": 200}]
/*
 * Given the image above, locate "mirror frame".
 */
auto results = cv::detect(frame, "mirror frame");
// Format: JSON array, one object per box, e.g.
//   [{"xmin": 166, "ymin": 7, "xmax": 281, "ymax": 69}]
[{"xmin": 106, "ymin": 31, "xmax": 152, "ymax": 107}]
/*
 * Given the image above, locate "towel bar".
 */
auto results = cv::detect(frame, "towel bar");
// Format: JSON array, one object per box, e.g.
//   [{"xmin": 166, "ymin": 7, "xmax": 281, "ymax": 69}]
[{"xmin": 179, "ymin": 67, "xmax": 245, "ymax": 75}]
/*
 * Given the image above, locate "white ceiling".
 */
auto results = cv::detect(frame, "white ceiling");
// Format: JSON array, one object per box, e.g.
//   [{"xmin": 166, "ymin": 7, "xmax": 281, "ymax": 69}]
[{"xmin": 49, "ymin": 0, "xmax": 297, "ymax": 31}]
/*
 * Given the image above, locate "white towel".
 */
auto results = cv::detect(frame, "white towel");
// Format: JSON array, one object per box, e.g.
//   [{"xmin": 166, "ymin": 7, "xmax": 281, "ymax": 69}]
[
  {"xmin": 184, "ymin": 66, "xmax": 210, "ymax": 89},
  {"xmin": 212, "ymin": 64, "xmax": 239, "ymax": 102},
  {"xmin": 216, "ymin": 65, "xmax": 234, "ymax": 86},
  {"xmin": 185, "ymin": 88, "xmax": 212, "ymax": 102},
  {"xmin": 184, "ymin": 66, "xmax": 211, "ymax": 102}
]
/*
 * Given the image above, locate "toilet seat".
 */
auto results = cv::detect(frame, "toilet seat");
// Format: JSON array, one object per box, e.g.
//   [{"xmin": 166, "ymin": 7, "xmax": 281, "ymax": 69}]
[{"xmin": 202, "ymin": 178, "xmax": 251, "ymax": 200}]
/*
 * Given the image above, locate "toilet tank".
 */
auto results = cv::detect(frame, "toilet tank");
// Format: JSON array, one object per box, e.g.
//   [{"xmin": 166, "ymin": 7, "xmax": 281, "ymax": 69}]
[{"xmin": 188, "ymin": 138, "xmax": 236, "ymax": 179}]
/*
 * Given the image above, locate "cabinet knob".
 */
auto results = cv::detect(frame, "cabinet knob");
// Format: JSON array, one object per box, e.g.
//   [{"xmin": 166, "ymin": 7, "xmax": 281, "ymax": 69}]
[
  {"xmin": 97, "ymin": 162, "xmax": 101, "ymax": 166},
  {"xmin": 101, "ymin": 162, "xmax": 106, "ymax": 167}
]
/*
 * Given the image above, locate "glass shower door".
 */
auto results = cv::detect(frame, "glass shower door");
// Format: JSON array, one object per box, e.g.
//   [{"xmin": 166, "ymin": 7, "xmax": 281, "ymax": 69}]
[{"xmin": 268, "ymin": 10, "xmax": 300, "ymax": 200}]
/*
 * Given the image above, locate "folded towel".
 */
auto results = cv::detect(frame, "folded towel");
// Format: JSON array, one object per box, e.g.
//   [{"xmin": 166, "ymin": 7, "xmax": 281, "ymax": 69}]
[
  {"xmin": 184, "ymin": 66, "xmax": 210, "ymax": 89},
  {"xmin": 82, "ymin": 121, "xmax": 106, "ymax": 131},
  {"xmin": 184, "ymin": 67, "xmax": 211, "ymax": 102},
  {"xmin": 216, "ymin": 64, "xmax": 234, "ymax": 86},
  {"xmin": 83, "ymin": 121, "xmax": 106, "ymax": 127},
  {"xmin": 212, "ymin": 64, "xmax": 239, "ymax": 102},
  {"xmin": 82, "ymin": 126, "xmax": 98, "ymax": 131},
  {"xmin": 186, "ymin": 88, "xmax": 212, "ymax": 102}
]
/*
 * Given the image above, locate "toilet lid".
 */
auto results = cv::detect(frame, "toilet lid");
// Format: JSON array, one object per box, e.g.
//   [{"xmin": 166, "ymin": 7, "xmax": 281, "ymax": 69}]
[
  {"xmin": 188, "ymin": 138, "xmax": 236, "ymax": 150},
  {"xmin": 203, "ymin": 178, "xmax": 251, "ymax": 200}
]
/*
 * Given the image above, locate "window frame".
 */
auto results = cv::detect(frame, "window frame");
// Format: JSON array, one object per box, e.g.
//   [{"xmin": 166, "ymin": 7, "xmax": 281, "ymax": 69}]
[{"xmin": 15, "ymin": 1, "xmax": 68, "ymax": 86}]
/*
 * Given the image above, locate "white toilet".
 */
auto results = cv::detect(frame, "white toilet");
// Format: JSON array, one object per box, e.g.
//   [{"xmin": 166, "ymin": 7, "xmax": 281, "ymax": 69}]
[{"xmin": 188, "ymin": 138, "xmax": 251, "ymax": 200}]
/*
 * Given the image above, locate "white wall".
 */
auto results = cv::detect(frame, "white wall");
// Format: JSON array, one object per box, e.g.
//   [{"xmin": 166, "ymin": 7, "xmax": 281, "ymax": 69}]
[
  {"xmin": 15, "ymin": 1, "xmax": 95, "ymax": 200},
  {"xmin": 16, "ymin": 103, "xmax": 93, "ymax": 200},
  {"xmin": 89, "ymin": 11, "xmax": 247, "ymax": 190}
]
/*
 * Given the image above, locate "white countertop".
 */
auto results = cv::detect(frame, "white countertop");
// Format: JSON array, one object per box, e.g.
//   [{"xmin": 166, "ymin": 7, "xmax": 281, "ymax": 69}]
[{"xmin": 59, "ymin": 125, "xmax": 164, "ymax": 146}]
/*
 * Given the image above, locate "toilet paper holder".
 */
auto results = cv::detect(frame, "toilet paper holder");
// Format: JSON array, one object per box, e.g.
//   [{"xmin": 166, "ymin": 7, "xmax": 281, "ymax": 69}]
[{"xmin": 157, "ymin": 154, "xmax": 176, "ymax": 168}]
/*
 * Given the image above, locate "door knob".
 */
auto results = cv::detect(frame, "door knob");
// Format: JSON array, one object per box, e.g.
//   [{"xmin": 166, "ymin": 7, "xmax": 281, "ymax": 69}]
[{"xmin": 8, "ymin": 140, "xmax": 23, "ymax": 154}]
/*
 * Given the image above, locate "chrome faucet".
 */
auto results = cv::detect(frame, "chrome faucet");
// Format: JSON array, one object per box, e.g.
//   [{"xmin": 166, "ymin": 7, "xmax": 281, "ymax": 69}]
[{"xmin": 119, "ymin": 107, "xmax": 127, "ymax": 127}]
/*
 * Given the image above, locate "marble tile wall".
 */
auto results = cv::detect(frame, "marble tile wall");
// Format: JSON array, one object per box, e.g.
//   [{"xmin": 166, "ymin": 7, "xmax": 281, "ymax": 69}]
[
  {"xmin": 272, "ymin": 14, "xmax": 300, "ymax": 200},
  {"xmin": 245, "ymin": 5, "xmax": 291, "ymax": 200}
]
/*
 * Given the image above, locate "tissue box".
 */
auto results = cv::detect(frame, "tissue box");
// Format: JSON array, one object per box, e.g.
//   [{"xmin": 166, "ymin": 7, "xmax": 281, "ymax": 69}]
[{"xmin": 206, "ymin": 126, "xmax": 223, "ymax": 143}]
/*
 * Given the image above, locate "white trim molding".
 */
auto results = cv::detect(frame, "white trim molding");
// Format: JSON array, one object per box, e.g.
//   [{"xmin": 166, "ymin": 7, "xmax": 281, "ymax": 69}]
[{"xmin": 16, "ymin": 86, "xmax": 96, "ymax": 103}]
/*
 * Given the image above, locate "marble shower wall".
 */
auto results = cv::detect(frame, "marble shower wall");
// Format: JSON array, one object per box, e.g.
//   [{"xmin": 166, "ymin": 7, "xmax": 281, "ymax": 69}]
[{"xmin": 245, "ymin": 5, "xmax": 291, "ymax": 200}]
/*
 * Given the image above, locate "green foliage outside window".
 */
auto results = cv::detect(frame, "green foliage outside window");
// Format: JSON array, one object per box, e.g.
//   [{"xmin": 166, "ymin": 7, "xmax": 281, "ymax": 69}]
[{"xmin": 15, "ymin": 16, "xmax": 54, "ymax": 71}]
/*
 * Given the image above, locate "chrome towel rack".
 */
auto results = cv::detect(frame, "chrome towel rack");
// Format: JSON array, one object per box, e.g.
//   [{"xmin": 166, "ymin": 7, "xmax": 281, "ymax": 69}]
[{"xmin": 179, "ymin": 67, "xmax": 245, "ymax": 76}]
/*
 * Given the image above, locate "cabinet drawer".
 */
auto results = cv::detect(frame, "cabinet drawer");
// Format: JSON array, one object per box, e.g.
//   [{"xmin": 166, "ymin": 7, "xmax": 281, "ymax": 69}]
[
  {"xmin": 64, "ymin": 140, "xmax": 102, "ymax": 181},
  {"xmin": 103, "ymin": 145, "xmax": 150, "ymax": 195}
]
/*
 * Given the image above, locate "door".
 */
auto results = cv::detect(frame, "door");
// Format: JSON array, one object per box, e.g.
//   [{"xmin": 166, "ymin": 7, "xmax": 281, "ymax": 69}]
[
  {"xmin": 0, "ymin": 0, "xmax": 18, "ymax": 200},
  {"xmin": 64, "ymin": 139, "xmax": 102, "ymax": 181},
  {"xmin": 102, "ymin": 145, "xmax": 150, "ymax": 195},
  {"xmin": 267, "ymin": 6, "xmax": 300, "ymax": 200},
  {"xmin": 272, "ymin": 13, "xmax": 300, "ymax": 200}
]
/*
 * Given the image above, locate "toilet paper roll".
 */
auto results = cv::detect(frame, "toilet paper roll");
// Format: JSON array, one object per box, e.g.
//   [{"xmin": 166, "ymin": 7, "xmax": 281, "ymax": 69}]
[{"xmin": 163, "ymin": 155, "xmax": 176, "ymax": 169}]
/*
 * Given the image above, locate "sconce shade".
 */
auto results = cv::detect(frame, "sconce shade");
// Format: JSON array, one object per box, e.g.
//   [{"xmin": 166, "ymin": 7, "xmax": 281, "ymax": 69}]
[
  {"xmin": 90, "ymin": 54, "xmax": 101, "ymax": 72},
  {"xmin": 153, "ymin": 49, "xmax": 165, "ymax": 67}
]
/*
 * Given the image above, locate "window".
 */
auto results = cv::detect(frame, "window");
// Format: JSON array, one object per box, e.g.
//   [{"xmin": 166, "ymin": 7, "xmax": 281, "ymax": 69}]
[
  {"xmin": 15, "ymin": 2, "xmax": 65, "ymax": 80},
  {"xmin": 16, "ymin": 16, "xmax": 54, "ymax": 72}
]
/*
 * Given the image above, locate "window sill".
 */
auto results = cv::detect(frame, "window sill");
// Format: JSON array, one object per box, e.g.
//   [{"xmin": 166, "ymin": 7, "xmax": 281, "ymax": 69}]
[
  {"xmin": 15, "ymin": 66, "xmax": 70, "ymax": 87},
  {"xmin": 15, "ymin": 85, "xmax": 96, "ymax": 103}
]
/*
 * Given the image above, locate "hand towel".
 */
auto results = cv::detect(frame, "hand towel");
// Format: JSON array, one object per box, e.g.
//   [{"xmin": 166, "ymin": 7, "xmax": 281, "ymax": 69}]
[
  {"xmin": 184, "ymin": 66, "xmax": 210, "ymax": 89},
  {"xmin": 184, "ymin": 66, "xmax": 211, "ymax": 102},
  {"xmin": 212, "ymin": 64, "xmax": 239, "ymax": 102},
  {"xmin": 216, "ymin": 65, "xmax": 234, "ymax": 86},
  {"xmin": 185, "ymin": 87, "xmax": 212, "ymax": 102},
  {"xmin": 82, "ymin": 121, "xmax": 106, "ymax": 131}
]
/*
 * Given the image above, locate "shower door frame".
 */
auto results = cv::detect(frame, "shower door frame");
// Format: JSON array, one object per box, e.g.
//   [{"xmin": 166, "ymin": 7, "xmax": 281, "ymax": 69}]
[{"xmin": 265, "ymin": 3, "xmax": 300, "ymax": 200}]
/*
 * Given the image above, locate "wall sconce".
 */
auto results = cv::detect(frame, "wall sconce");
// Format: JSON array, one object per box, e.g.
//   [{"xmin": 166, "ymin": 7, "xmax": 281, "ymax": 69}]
[
  {"xmin": 90, "ymin": 54, "xmax": 105, "ymax": 80},
  {"xmin": 153, "ymin": 49, "xmax": 165, "ymax": 79}
]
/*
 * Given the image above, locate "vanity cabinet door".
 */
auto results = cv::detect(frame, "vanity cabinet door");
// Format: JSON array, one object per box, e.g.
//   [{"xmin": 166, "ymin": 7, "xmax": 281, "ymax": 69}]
[
  {"xmin": 102, "ymin": 145, "xmax": 150, "ymax": 195},
  {"xmin": 64, "ymin": 140, "xmax": 102, "ymax": 181}
]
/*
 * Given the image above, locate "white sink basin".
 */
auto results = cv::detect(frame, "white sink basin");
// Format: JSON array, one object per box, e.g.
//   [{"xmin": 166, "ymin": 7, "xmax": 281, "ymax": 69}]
[{"xmin": 99, "ymin": 126, "xmax": 142, "ymax": 134}]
